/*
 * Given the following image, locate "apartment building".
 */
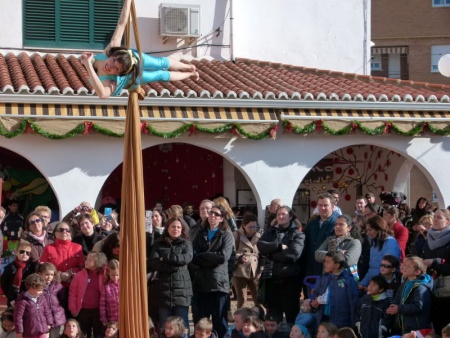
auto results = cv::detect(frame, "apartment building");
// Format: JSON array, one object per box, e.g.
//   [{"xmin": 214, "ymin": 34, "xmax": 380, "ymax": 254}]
[{"xmin": 371, "ymin": 0, "xmax": 450, "ymax": 84}]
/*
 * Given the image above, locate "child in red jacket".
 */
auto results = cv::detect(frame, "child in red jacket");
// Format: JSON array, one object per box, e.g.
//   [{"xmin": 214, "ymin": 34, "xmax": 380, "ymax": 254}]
[
  {"xmin": 14, "ymin": 273, "xmax": 52, "ymax": 338},
  {"xmin": 69, "ymin": 251, "xmax": 107, "ymax": 338}
]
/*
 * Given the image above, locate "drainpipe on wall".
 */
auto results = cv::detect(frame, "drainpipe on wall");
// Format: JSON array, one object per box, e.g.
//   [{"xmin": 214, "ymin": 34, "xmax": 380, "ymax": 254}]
[
  {"xmin": 230, "ymin": 0, "xmax": 235, "ymax": 62},
  {"xmin": 363, "ymin": 0, "xmax": 368, "ymax": 75}
]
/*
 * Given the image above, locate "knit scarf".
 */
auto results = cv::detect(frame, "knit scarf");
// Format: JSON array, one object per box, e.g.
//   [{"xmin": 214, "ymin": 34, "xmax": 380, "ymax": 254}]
[
  {"xmin": 328, "ymin": 234, "xmax": 351, "ymax": 253},
  {"xmin": 13, "ymin": 258, "xmax": 27, "ymax": 289},
  {"xmin": 29, "ymin": 231, "xmax": 47, "ymax": 245},
  {"xmin": 427, "ymin": 226, "xmax": 450, "ymax": 251}
]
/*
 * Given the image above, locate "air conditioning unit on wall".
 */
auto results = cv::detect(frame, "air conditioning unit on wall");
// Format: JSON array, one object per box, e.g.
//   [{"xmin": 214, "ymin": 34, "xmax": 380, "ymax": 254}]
[{"xmin": 159, "ymin": 4, "xmax": 201, "ymax": 38}]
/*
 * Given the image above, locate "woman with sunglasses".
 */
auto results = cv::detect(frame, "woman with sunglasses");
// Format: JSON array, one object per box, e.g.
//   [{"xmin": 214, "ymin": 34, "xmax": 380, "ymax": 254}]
[
  {"xmin": 191, "ymin": 204, "xmax": 234, "ymax": 338},
  {"xmin": 1, "ymin": 240, "xmax": 37, "ymax": 306},
  {"xmin": 23, "ymin": 211, "xmax": 54, "ymax": 263},
  {"xmin": 40, "ymin": 222, "xmax": 85, "ymax": 286}
]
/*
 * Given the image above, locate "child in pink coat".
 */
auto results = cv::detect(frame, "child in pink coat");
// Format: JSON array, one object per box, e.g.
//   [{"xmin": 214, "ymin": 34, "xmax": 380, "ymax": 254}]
[
  {"xmin": 69, "ymin": 251, "xmax": 107, "ymax": 338},
  {"xmin": 99, "ymin": 259, "xmax": 119, "ymax": 325}
]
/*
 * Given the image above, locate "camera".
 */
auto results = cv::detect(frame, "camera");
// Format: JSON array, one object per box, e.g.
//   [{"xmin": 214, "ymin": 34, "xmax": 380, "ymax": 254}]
[{"xmin": 81, "ymin": 206, "xmax": 89, "ymax": 211}]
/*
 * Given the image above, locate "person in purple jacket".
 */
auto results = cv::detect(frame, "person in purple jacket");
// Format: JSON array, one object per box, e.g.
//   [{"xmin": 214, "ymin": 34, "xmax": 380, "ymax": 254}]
[
  {"xmin": 37, "ymin": 263, "xmax": 66, "ymax": 338},
  {"xmin": 13, "ymin": 273, "xmax": 53, "ymax": 338}
]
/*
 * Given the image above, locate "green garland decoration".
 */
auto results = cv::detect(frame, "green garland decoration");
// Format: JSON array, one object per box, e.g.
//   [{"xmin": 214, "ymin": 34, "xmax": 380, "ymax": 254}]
[
  {"xmin": 282, "ymin": 120, "xmax": 450, "ymax": 136},
  {"xmin": 92, "ymin": 124, "xmax": 125, "ymax": 138},
  {"xmin": 1, "ymin": 118, "xmax": 450, "ymax": 139},
  {"xmin": 353, "ymin": 121, "xmax": 386, "ymax": 135},
  {"xmin": 427, "ymin": 122, "xmax": 450, "ymax": 136},
  {"xmin": 0, "ymin": 119, "xmax": 27, "ymax": 138},
  {"xmin": 146, "ymin": 123, "xmax": 191, "ymax": 138},
  {"xmin": 29, "ymin": 120, "xmax": 86, "ymax": 139}
]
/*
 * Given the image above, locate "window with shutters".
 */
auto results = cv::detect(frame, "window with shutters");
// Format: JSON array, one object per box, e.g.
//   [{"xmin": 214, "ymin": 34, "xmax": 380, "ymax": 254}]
[{"xmin": 23, "ymin": 0, "xmax": 123, "ymax": 50}]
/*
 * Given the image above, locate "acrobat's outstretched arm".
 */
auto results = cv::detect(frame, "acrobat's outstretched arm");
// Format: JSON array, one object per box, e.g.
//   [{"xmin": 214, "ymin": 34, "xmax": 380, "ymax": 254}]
[{"xmin": 105, "ymin": 0, "xmax": 132, "ymax": 53}]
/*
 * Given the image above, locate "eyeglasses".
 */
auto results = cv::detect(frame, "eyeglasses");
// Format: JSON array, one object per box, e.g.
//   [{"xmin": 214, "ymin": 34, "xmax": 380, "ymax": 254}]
[
  {"xmin": 208, "ymin": 211, "xmax": 222, "ymax": 217},
  {"xmin": 29, "ymin": 218, "xmax": 42, "ymax": 225},
  {"xmin": 380, "ymin": 264, "xmax": 393, "ymax": 268},
  {"xmin": 39, "ymin": 215, "xmax": 50, "ymax": 220},
  {"xmin": 18, "ymin": 250, "xmax": 31, "ymax": 256},
  {"xmin": 56, "ymin": 228, "xmax": 71, "ymax": 233}
]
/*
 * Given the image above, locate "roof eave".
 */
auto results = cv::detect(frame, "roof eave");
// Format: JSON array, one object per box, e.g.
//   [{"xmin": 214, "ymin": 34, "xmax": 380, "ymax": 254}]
[{"xmin": 1, "ymin": 93, "xmax": 450, "ymax": 114}]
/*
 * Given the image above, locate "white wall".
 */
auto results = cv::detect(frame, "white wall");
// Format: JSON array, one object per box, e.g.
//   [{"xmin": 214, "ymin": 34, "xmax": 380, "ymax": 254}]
[
  {"xmin": 0, "ymin": 0, "xmax": 369, "ymax": 74},
  {"xmin": 0, "ymin": 0, "xmax": 22, "ymax": 49},
  {"xmin": 3, "ymin": 129, "xmax": 449, "ymax": 226}
]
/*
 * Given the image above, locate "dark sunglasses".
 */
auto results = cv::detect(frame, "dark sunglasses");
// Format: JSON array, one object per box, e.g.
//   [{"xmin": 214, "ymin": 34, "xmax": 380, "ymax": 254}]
[
  {"xmin": 56, "ymin": 228, "xmax": 71, "ymax": 233},
  {"xmin": 18, "ymin": 250, "xmax": 31, "ymax": 256},
  {"xmin": 380, "ymin": 264, "xmax": 393, "ymax": 268},
  {"xmin": 29, "ymin": 218, "xmax": 42, "ymax": 225},
  {"xmin": 208, "ymin": 211, "xmax": 222, "ymax": 217}
]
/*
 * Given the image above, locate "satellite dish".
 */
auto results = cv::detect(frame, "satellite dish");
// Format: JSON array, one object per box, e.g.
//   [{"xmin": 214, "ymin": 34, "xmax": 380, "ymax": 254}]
[{"xmin": 438, "ymin": 54, "xmax": 450, "ymax": 77}]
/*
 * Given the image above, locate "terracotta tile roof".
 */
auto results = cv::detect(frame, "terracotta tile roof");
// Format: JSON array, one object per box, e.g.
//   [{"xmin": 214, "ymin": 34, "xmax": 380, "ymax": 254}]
[{"xmin": 1, "ymin": 51, "xmax": 450, "ymax": 103}]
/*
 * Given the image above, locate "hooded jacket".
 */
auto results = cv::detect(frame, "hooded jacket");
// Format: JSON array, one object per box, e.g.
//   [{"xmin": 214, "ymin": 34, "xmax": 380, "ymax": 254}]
[
  {"xmin": 357, "ymin": 292, "xmax": 392, "ymax": 338},
  {"xmin": 394, "ymin": 274, "xmax": 433, "ymax": 332},
  {"xmin": 312, "ymin": 269, "xmax": 359, "ymax": 328},
  {"xmin": 13, "ymin": 292, "xmax": 53, "ymax": 336},
  {"xmin": 42, "ymin": 281, "xmax": 66, "ymax": 327}
]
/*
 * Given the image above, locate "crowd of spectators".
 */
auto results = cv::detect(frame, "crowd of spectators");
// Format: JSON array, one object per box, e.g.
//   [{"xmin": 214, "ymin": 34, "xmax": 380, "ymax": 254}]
[{"xmin": 0, "ymin": 191, "xmax": 448, "ymax": 338}]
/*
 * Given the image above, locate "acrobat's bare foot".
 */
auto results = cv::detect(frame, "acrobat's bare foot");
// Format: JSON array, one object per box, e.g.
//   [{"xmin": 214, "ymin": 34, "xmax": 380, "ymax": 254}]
[
  {"xmin": 190, "ymin": 71, "xmax": 199, "ymax": 81},
  {"xmin": 186, "ymin": 64, "xmax": 196, "ymax": 72}
]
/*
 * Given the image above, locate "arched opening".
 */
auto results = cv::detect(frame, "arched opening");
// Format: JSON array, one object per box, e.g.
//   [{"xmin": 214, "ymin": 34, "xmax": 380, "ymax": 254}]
[
  {"xmin": 99, "ymin": 143, "xmax": 258, "ymax": 220},
  {"xmin": 297, "ymin": 144, "xmax": 435, "ymax": 219},
  {"xmin": 0, "ymin": 146, "xmax": 59, "ymax": 219}
]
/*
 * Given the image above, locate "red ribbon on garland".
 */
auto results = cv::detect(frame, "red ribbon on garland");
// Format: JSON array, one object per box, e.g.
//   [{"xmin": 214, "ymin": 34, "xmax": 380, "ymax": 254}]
[
  {"xmin": 188, "ymin": 125, "xmax": 197, "ymax": 136},
  {"xmin": 140, "ymin": 122, "xmax": 149, "ymax": 134},
  {"xmin": 285, "ymin": 122, "xmax": 293, "ymax": 133},
  {"xmin": 230, "ymin": 124, "xmax": 239, "ymax": 135},
  {"xmin": 315, "ymin": 120, "xmax": 323, "ymax": 131},
  {"xmin": 25, "ymin": 121, "xmax": 34, "ymax": 134},
  {"xmin": 384, "ymin": 122, "xmax": 392, "ymax": 134},
  {"xmin": 421, "ymin": 122, "xmax": 429, "ymax": 135},
  {"xmin": 270, "ymin": 125, "xmax": 278, "ymax": 139},
  {"xmin": 83, "ymin": 122, "xmax": 93, "ymax": 135}
]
